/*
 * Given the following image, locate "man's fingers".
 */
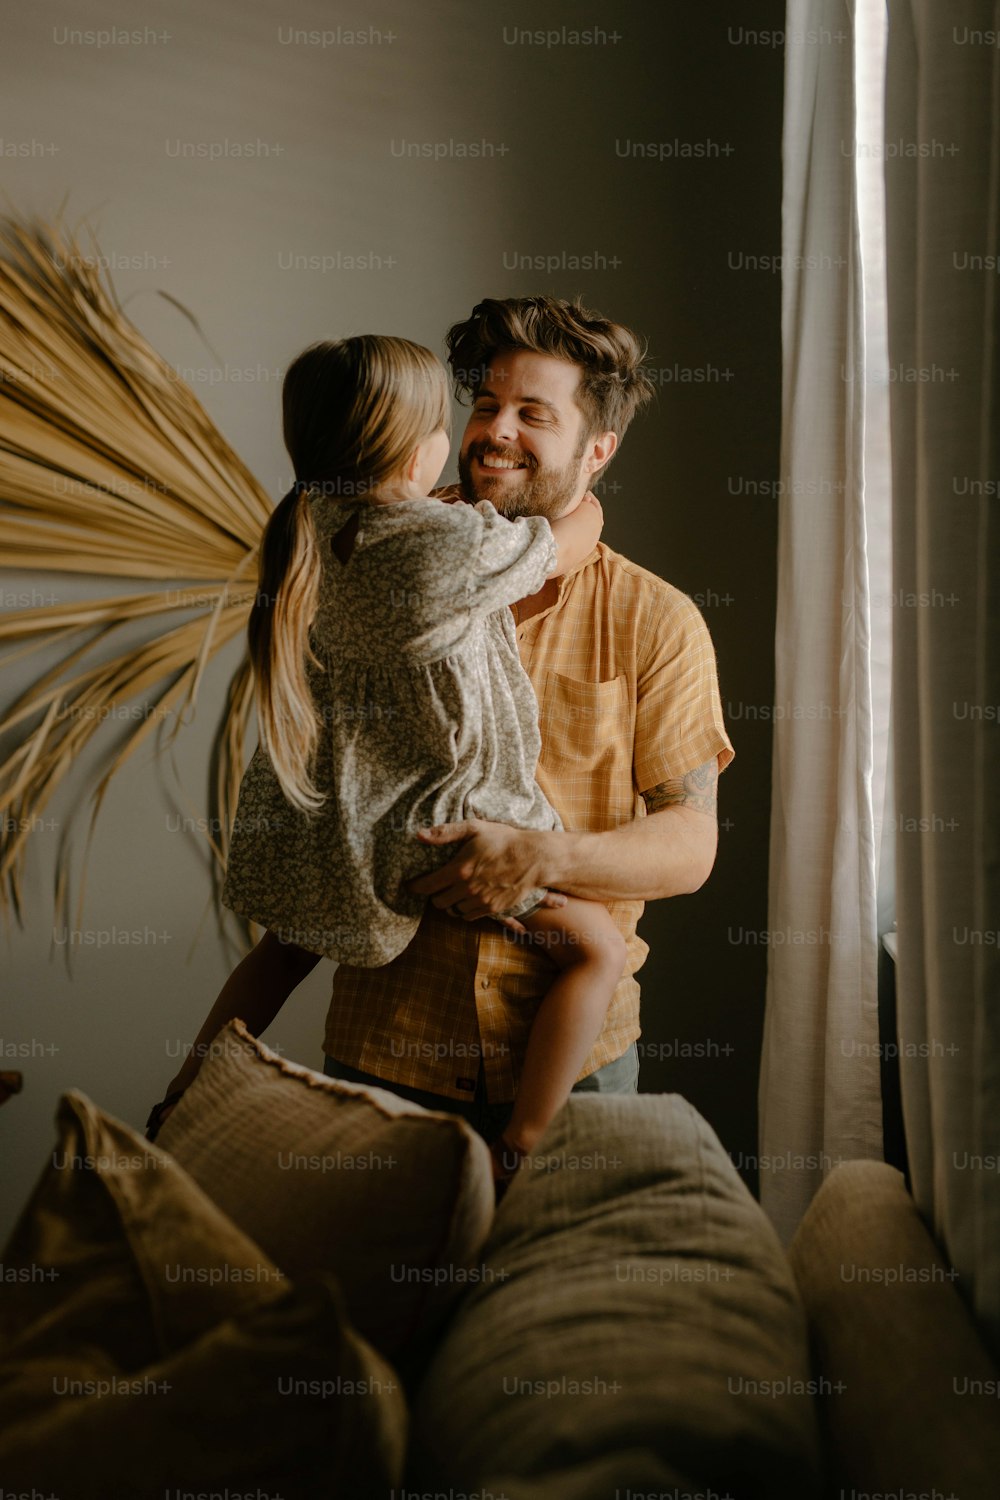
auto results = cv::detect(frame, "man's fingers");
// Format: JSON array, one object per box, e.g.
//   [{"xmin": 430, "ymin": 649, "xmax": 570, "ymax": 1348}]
[
  {"xmin": 409, "ymin": 824, "xmax": 475, "ymax": 894},
  {"xmin": 415, "ymin": 821, "xmax": 474, "ymax": 842},
  {"xmin": 453, "ymin": 896, "xmax": 543, "ymax": 922},
  {"xmin": 540, "ymin": 890, "xmax": 569, "ymax": 908},
  {"xmin": 427, "ymin": 888, "xmax": 523, "ymax": 920},
  {"xmin": 428, "ymin": 884, "xmax": 473, "ymax": 909},
  {"xmin": 409, "ymin": 861, "xmax": 463, "ymax": 895}
]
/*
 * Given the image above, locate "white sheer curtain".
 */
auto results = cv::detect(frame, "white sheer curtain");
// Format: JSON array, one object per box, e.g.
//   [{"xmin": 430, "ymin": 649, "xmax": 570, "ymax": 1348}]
[
  {"xmin": 758, "ymin": 0, "xmax": 887, "ymax": 1244},
  {"xmin": 885, "ymin": 0, "xmax": 1000, "ymax": 1358}
]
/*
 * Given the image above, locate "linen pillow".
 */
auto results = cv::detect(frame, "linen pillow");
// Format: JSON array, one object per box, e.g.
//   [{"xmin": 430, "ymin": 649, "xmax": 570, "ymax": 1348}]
[
  {"xmin": 788, "ymin": 1159, "xmax": 1000, "ymax": 1497},
  {"xmin": 410, "ymin": 1093, "xmax": 822, "ymax": 1499},
  {"xmin": 0, "ymin": 1089, "xmax": 406, "ymax": 1499},
  {"xmin": 157, "ymin": 1018, "xmax": 495, "ymax": 1363}
]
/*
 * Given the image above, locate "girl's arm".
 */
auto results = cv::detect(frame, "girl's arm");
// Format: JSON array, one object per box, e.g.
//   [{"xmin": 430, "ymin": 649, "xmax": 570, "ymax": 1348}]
[
  {"xmin": 545, "ymin": 492, "xmax": 604, "ymax": 577},
  {"xmin": 463, "ymin": 490, "xmax": 603, "ymax": 619}
]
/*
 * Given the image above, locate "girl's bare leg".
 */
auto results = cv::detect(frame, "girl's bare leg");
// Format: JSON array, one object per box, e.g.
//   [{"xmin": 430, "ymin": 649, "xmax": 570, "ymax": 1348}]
[
  {"xmin": 497, "ymin": 897, "xmax": 627, "ymax": 1166},
  {"xmin": 156, "ymin": 930, "xmax": 320, "ymax": 1118}
]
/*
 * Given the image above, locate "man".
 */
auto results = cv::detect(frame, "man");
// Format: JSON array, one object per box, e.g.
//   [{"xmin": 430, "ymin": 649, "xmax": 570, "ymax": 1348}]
[
  {"xmin": 150, "ymin": 296, "xmax": 734, "ymax": 1150},
  {"xmin": 320, "ymin": 296, "xmax": 735, "ymax": 1144}
]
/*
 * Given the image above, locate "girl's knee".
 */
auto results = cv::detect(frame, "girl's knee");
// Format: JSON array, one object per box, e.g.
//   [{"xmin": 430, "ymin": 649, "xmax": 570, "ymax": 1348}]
[
  {"xmin": 568, "ymin": 912, "xmax": 628, "ymax": 979},
  {"xmin": 588, "ymin": 902, "xmax": 628, "ymax": 958},
  {"xmin": 521, "ymin": 900, "xmax": 627, "ymax": 978},
  {"xmin": 598, "ymin": 924, "xmax": 629, "ymax": 979}
]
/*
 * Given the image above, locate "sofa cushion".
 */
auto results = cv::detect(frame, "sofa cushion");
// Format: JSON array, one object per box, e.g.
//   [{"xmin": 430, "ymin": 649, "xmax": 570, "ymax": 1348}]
[
  {"xmin": 0, "ymin": 1090, "xmax": 406, "ymax": 1499},
  {"xmin": 788, "ymin": 1158, "xmax": 1000, "ymax": 1496},
  {"xmin": 410, "ymin": 1093, "xmax": 821, "ymax": 1499},
  {"xmin": 157, "ymin": 1018, "xmax": 494, "ymax": 1363}
]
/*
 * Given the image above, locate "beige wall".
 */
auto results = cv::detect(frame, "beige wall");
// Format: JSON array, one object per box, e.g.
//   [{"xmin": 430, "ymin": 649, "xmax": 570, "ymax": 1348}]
[{"xmin": 1, "ymin": 0, "xmax": 783, "ymax": 1235}]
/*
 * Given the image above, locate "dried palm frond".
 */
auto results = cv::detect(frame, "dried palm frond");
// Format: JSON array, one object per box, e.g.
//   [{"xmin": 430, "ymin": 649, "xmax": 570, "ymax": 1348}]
[{"xmin": 0, "ymin": 213, "xmax": 270, "ymax": 931}]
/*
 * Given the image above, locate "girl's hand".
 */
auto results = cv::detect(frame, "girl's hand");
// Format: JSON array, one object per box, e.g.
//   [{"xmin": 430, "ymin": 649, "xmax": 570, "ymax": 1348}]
[
  {"xmin": 547, "ymin": 491, "xmax": 604, "ymax": 576},
  {"xmin": 582, "ymin": 490, "xmax": 603, "ymax": 522}
]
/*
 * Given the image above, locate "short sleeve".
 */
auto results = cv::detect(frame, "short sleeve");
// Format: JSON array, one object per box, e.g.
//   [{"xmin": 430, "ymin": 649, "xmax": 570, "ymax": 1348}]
[
  {"xmin": 466, "ymin": 499, "xmax": 557, "ymax": 614},
  {"xmin": 633, "ymin": 588, "xmax": 735, "ymax": 794}
]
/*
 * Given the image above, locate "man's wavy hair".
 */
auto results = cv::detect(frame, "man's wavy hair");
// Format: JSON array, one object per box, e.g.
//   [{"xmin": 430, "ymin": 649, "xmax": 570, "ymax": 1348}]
[{"xmin": 445, "ymin": 295, "xmax": 656, "ymax": 450}]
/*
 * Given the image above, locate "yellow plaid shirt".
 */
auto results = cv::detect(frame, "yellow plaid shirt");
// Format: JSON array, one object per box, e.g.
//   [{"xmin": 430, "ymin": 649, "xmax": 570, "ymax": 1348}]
[{"xmin": 323, "ymin": 520, "xmax": 734, "ymax": 1101}]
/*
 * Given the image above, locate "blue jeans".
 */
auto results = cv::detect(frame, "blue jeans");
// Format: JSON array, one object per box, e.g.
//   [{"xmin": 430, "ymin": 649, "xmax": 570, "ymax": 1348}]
[{"xmin": 322, "ymin": 1041, "xmax": 639, "ymax": 1147}]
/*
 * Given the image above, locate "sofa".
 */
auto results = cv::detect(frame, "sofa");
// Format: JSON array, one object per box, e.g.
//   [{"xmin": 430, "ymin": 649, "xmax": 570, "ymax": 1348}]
[{"xmin": 2, "ymin": 1018, "xmax": 997, "ymax": 1499}]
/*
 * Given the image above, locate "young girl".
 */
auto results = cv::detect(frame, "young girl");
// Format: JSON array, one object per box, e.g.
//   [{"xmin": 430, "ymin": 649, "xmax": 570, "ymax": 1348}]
[{"xmin": 148, "ymin": 336, "xmax": 627, "ymax": 1189}]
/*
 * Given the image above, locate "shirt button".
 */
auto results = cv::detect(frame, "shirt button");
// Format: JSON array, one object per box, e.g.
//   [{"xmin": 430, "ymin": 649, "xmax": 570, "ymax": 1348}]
[{"xmin": 480, "ymin": 976, "xmax": 490, "ymax": 988}]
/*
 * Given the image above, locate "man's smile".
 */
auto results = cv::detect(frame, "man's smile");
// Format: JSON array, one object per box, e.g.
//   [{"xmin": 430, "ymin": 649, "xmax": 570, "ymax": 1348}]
[{"xmin": 471, "ymin": 446, "xmax": 537, "ymax": 474}]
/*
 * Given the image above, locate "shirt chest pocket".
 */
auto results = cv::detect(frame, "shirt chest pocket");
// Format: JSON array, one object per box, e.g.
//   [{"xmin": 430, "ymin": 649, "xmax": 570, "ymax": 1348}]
[{"xmin": 538, "ymin": 670, "xmax": 630, "ymax": 774}]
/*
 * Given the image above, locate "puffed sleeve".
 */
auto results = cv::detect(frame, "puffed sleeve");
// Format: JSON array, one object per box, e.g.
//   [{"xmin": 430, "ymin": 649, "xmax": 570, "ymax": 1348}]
[{"xmin": 466, "ymin": 499, "xmax": 557, "ymax": 615}]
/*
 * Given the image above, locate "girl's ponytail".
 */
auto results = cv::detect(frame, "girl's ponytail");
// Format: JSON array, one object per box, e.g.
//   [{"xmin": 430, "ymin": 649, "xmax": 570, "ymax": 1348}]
[
  {"xmin": 247, "ymin": 481, "xmax": 324, "ymax": 813},
  {"xmin": 248, "ymin": 334, "xmax": 449, "ymax": 814}
]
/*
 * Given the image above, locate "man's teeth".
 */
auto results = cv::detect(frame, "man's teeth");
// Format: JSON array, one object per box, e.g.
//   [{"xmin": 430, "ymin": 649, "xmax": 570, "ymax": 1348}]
[{"xmin": 481, "ymin": 455, "xmax": 526, "ymax": 470}]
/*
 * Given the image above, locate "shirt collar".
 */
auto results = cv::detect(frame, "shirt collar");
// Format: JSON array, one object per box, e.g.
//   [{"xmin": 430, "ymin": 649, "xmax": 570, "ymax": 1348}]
[{"xmin": 559, "ymin": 544, "xmax": 602, "ymax": 589}]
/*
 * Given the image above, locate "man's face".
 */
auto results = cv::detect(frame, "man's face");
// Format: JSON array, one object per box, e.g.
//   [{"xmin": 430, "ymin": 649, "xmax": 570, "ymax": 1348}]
[{"xmin": 458, "ymin": 350, "xmax": 600, "ymax": 520}]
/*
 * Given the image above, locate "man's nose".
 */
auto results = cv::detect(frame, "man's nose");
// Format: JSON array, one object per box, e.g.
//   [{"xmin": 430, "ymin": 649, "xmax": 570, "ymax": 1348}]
[{"xmin": 483, "ymin": 408, "xmax": 520, "ymax": 446}]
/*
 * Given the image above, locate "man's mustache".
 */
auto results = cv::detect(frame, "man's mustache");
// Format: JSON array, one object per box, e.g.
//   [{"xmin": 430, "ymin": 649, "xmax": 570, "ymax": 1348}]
[{"xmin": 467, "ymin": 443, "xmax": 537, "ymax": 468}]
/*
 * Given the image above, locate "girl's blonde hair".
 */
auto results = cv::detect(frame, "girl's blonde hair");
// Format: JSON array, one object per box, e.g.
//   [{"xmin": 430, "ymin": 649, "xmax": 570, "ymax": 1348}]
[{"xmin": 247, "ymin": 336, "xmax": 451, "ymax": 812}]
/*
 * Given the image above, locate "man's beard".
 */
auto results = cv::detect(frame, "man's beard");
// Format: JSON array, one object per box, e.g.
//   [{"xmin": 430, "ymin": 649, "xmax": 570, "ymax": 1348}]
[{"xmin": 458, "ymin": 437, "xmax": 588, "ymax": 521}]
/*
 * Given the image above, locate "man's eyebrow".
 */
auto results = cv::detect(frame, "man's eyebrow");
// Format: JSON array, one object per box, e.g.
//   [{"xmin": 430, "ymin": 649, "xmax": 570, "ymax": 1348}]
[{"xmin": 475, "ymin": 384, "xmax": 560, "ymax": 414}]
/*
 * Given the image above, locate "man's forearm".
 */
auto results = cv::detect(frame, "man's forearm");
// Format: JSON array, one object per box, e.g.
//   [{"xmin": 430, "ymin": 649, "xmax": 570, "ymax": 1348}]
[
  {"xmin": 410, "ymin": 761, "xmax": 721, "ymax": 916},
  {"xmin": 531, "ymin": 806, "xmax": 717, "ymax": 903}
]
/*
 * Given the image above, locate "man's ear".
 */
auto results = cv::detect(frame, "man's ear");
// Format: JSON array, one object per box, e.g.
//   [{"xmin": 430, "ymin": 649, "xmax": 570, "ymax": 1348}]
[{"xmin": 585, "ymin": 430, "xmax": 617, "ymax": 475}]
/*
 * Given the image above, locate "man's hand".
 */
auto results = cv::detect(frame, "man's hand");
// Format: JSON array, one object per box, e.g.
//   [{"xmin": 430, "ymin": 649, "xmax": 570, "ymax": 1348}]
[{"xmin": 409, "ymin": 819, "xmax": 567, "ymax": 921}]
